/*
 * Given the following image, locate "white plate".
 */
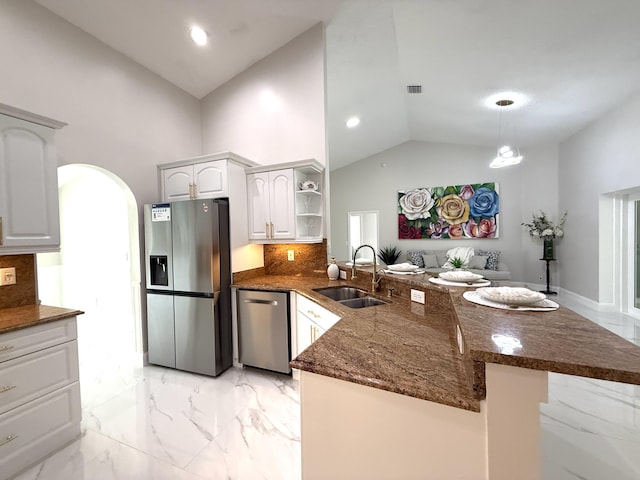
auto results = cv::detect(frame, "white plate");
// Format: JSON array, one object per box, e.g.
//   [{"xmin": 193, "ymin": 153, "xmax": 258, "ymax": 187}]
[
  {"xmin": 429, "ymin": 277, "xmax": 491, "ymax": 287},
  {"xmin": 475, "ymin": 287, "xmax": 546, "ymax": 306},
  {"xmin": 354, "ymin": 258, "xmax": 372, "ymax": 265},
  {"xmin": 386, "ymin": 263, "xmax": 419, "ymax": 272},
  {"xmin": 384, "ymin": 269, "xmax": 425, "ymax": 275},
  {"xmin": 439, "ymin": 270, "xmax": 484, "ymax": 282}
]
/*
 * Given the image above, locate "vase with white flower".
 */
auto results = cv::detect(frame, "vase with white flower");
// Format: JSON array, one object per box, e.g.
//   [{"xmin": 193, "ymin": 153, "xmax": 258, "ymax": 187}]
[{"xmin": 522, "ymin": 210, "xmax": 567, "ymax": 260}]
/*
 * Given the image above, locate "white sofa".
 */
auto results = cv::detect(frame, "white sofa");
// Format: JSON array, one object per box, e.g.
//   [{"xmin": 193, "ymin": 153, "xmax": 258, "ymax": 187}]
[{"xmin": 406, "ymin": 249, "xmax": 512, "ymax": 281}]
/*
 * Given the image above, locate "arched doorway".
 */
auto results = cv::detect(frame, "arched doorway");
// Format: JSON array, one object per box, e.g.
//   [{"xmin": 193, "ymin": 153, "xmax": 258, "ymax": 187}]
[{"xmin": 37, "ymin": 164, "xmax": 142, "ymax": 374}]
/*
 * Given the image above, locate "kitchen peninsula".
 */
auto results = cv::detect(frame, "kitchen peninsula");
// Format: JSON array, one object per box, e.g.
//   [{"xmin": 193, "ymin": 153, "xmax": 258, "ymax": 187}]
[{"xmin": 233, "ymin": 265, "xmax": 640, "ymax": 480}]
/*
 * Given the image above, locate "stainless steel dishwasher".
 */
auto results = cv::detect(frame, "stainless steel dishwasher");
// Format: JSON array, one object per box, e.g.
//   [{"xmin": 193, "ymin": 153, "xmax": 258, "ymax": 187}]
[{"xmin": 237, "ymin": 289, "xmax": 291, "ymax": 374}]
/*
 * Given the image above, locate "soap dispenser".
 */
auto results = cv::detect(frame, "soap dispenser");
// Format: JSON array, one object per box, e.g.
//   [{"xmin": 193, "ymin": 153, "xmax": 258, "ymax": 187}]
[{"xmin": 327, "ymin": 257, "xmax": 340, "ymax": 280}]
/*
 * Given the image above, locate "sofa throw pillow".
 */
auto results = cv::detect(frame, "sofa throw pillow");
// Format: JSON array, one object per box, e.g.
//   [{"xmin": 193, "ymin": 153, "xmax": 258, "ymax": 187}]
[
  {"xmin": 424, "ymin": 250, "xmax": 448, "ymax": 267},
  {"xmin": 477, "ymin": 250, "xmax": 500, "ymax": 270},
  {"xmin": 407, "ymin": 250, "xmax": 426, "ymax": 267},
  {"xmin": 468, "ymin": 255, "xmax": 488, "ymax": 269},
  {"xmin": 421, "ymin": 254, "xmax": 439, "ymax": 268}
]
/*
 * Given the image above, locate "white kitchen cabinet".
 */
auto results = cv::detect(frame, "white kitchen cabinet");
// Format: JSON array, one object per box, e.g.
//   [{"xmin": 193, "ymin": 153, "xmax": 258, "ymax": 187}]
[
  {"xmin": 246, "ymin": 159, "xmax": 324, "ymax": 243},
  {"xmin": 247, "ymin": 169, "xmax": 295, "ymax": 241},
  {"xmin": 162, "ymin": 160, "xmax": 227, "ymax": 201},
  {"xmin": 0, "ymin": 316, "xmax": 81, "ymax": 479},
  {"xmin": 295, "ymin": 293, "xmax": 340, "ymax": 357},
  {"xmin": 159, "ymin": 152, "xmax": 257, "ymax": 202},
  {"xmin": 0, "ymin": 104, "xmax": 65, "ymax": 255}
]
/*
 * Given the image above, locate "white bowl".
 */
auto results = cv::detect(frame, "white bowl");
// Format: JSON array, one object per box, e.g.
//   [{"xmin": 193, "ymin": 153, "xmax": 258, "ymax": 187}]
[
  {"xmin": 439, "ymin": 270, "xmax": 484, "ymax": 282},
  {"xmin": 476, "ymin": 287, "xmax": 546, "ymax": 306},
  {"xmin": 387, "ymin": 263, "xmax": 419, "ymax": 272}
]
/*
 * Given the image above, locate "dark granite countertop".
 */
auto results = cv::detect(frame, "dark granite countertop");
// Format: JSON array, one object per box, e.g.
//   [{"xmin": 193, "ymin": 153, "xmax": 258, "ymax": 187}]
[
  {"xmin": 0, "ymin": 304, "xmax": 84, "ymax": 335},
  {"xmin": 233, "ymin": 269, "xmax": 640, "ymax": 412}
]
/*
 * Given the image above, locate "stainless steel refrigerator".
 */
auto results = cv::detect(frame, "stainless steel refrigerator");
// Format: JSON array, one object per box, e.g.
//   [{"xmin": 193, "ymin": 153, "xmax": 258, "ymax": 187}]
[{"xmin": 144, "ymin": 199, "xmax": 232, "ymax": 377}]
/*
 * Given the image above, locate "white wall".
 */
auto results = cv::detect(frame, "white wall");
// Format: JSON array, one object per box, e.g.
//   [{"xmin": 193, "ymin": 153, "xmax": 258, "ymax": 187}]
[
  {"xmin": 201, "ymin": 23, "xmax": 327, "ymax": 270},
  {"xmin": 201, "ymin": 24, "xmax": 326, "ymax": 168},
  {"xmin": 559, "ymin": 92, "xmax": 640, "ymax": 301},
  {"xmin": 330, "ymin": 140, "xmax": 561, "ymax": 283},
  {"xmin": 0, "ymin": 0, "xmax": 202, "ymax": 212}
]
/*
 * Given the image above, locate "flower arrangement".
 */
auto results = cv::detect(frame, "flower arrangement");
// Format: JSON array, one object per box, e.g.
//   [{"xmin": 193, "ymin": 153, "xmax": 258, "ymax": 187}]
[{"xmin": 522, "ymin": 211, "xmax": 567, "ymax": 240}]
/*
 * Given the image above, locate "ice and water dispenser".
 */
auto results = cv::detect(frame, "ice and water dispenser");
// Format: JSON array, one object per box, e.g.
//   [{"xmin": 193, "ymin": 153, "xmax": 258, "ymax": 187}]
[{"xmin": 150, "ymin": 255, "xmax": 169, "ymax": 286}]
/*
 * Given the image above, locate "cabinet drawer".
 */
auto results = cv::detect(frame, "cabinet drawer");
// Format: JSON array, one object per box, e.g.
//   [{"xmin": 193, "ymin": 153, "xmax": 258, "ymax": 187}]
[
  {"xmin": 0, "ymin": 382, "xmax": 81, "ymax": 479},
  {"xmin": 0, "ymin": 317, "xmax": 77, "ymax": 364},
  {"xmin": 297, "ymin": 294, "xmax": 340, "ymax": 332},
  {"xmin": 0, "ymin": 341, "xmax": 79, "ymax": 415}
]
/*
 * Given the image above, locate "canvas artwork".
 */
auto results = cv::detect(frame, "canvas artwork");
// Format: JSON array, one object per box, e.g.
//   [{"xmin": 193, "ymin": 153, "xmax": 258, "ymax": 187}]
[{"xmin": 398, "ymin": 183, "xmax": 499, "ymax": 239}]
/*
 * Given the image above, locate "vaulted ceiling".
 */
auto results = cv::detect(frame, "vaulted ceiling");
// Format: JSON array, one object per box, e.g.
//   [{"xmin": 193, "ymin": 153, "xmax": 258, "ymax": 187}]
[{"xmin": 34, "ymin": 0, "xmax": 640, "ymax": 170}]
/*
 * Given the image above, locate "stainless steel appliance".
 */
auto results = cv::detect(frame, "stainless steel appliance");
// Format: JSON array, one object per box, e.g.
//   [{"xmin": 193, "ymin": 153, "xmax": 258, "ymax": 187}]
[
  {"xmin": 144, "ymin": 199, "xmax": 232, "ymax": 377},
  {"xmin": 237, "ymin": 289, "xmax": 291, "ymax": 374}
]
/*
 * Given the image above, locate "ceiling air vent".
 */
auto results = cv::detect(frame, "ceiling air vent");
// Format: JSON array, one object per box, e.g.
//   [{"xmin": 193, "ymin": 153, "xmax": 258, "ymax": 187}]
[{"xmin": 406, "ymin": 85, "xmax": 422, "ymax": 94}]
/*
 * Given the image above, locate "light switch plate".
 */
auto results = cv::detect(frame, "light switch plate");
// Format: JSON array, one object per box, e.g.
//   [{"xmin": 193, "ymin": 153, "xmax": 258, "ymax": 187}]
[
  {"xmin": 0, "ymin": 267, "xmax": 16, "ymax": 286},
  {"xmin": 339, "ymin": 270, "xmax": 347, "ymax": 280},
  {"xmin": 410, "ymin": 289, "xmax": 425, "ymax": 304}
]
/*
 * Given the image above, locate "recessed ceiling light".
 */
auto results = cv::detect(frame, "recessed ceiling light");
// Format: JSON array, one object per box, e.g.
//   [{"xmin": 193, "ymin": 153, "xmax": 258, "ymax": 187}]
[
  {"xmin": 346, "ymin": 116, "xmax": 360, "ymax": 128},
  {"xmin": 190, "ymin": 26, "xmax": 208, "ymax": 46}
]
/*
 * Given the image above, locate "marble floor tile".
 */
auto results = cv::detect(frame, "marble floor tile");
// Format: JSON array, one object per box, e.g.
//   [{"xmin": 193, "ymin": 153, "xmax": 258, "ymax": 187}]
[{"xmin": 11, "ymin": 292, "xmax": 640, "ymax": 480}]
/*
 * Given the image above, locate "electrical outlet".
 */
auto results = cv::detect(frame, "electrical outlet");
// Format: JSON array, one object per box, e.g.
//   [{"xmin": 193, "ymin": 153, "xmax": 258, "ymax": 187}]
[
  {"xmin": 287, "ymin": 249, "xmax": 295, "ymax": 261},
  {"xmin": 410, "ymin": 289, "xmax": 425, "ymax": 304},
  {"xmin": 0, "ymin": 267, "xmax": 16, "ymax": 286}
]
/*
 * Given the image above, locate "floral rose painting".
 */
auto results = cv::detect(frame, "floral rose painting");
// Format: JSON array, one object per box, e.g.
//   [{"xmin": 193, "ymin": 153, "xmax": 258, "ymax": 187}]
[{"xmin": 398, "ymin": 183, "xmax": 499, "ymax": 239}]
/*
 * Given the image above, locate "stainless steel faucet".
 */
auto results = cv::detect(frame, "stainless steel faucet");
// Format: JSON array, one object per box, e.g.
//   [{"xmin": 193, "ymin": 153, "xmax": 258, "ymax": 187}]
[{"xmin": 352, "ymin": 244, "xmax": 381, "ymax": 293}]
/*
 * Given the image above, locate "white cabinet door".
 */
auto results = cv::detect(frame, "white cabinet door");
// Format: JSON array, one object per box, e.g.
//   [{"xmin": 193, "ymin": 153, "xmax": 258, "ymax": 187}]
[
  {"xmin": 162, "ymin": 165, "xmax": 193, "ymax": 202},
  {"xmin": 296, "ymin": 309, "xmax": 316, "ymax": 357},
  {"xmin": 246, "ymin": 169, "xmax": 295, "ymax": 241},
  {"xmin": 247, "ymin": 172, "xmax": 270, "ymax": 240},
  {"xmin": 194, "ymin": 160, "xmax": 227, "ymax": 198},
  {"xmin": 269, "ymin": 170, "xmax": 295, "ymax": 239},
  {"xmin": 0, "ymin": 115, "xmax": 60, "ymax": 251},
  {"xmin": 162, "ymin": 160, "xmax": 229, "ymax": 202}
]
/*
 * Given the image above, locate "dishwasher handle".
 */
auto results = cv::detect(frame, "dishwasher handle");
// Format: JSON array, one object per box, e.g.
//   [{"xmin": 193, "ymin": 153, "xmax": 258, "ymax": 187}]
[{"xmin": 243, "ymin": 298, "xmax": 279, "ymax": 306}]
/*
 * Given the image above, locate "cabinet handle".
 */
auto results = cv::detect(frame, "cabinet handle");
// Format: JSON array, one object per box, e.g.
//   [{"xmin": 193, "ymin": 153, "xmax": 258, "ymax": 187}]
[
  {"xmin": 0, "ymin": 385, "xmax": 16, "ymax": 394},
  {"xmin": 310, "ymin": 325, "xmax": 314, "ymax": 342},
  {"xmin": 270, "ymin": 222, "xmax": 274, "ymax": 239},
  {"xmin": 307, "ymin": 310, "xmax": 320, "ymax": 320},
  {"xmin": 0, "ymin": 434, "xmax": 18, "ymax": 447},
  {"xmin": 265, "ymin": 222, "xmax": 270, "ymax": 238},
  {"xmin": 0, "ymin": 344, "xmax": 14, "ymax": 352},
  {"xmin": 0, "ymin": 216, "xmax": 3, "ymax": 245}
]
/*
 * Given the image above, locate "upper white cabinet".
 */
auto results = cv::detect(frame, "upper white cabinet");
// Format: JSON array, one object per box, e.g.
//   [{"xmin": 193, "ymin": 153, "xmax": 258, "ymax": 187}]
[
  {"xmin": 162, "ymin": 160, "xmax": 227, "ymax": 201},
  {"xmin": 0, "ymin": 104, "xmax": 65, "ymax": 255},
  {"xmin": 246, "ymin": 159, "xmax": 324, "ymax": 243},
  {"xmin": 159, "ymin": 152, "xmax": 256, "ymax": 203},
  {"xmin": 247, "ymin": 169, "xmax": 295, "ymax": 241}
]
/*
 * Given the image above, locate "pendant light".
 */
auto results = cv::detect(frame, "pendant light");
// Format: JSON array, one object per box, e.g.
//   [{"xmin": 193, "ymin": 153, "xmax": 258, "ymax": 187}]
[{"xmin": 490, "ymin": 98, "xmax": 523, "ymax": 168}]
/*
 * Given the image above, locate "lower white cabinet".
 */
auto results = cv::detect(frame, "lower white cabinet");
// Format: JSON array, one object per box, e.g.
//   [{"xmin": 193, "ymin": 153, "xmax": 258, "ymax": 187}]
[
  {"xmin": 0, "ymin": 317, "xmax": 80, "ymax": 479},
  {"xmin": 295, "ymin": 294, "xmax": 340, "ymax": 357}
]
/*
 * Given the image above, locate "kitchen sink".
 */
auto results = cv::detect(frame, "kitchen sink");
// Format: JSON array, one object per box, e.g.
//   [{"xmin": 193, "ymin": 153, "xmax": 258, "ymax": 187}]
[
  {"xmin": 313, "ymin": 287, "xmax": 368, "ymax": 301},
  {"xmin": 313, "ymin": 286, "xmax": 388, "ymax": 309},
  {"xmin": 339, "ymin": 297, "xmax": 388, "ymax": 309}
]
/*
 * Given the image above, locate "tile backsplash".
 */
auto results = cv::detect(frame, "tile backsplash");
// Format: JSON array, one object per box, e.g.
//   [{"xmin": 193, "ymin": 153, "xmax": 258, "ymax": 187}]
[
  {"xmin": 263, "ymin": 240, "xmax": 327, "ymax": 277},
  {"xmin": 0, "ymin": 254, "xmax": 37, "ymax": 308}
]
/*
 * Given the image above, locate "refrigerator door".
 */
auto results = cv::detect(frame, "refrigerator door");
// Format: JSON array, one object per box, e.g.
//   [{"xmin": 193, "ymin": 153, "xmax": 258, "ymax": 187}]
[
  {"xmin": 238, "ymin": 290, "xmax": 291, "ymax": 374},
  {"xmin": 147, "ymin": 293, "xmax": 176, "ymax": 368},
  {"xmin": 144, "ymin": 204, "xmax": 173, "ymax": 291},
  {"xmin": 175, "ymin": 295, "xmax": 221, "ymax": 376},
  {"xmin": 171, "ymin": 200, "xmax": 220, "ymax": 295}
]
